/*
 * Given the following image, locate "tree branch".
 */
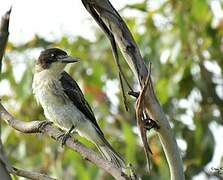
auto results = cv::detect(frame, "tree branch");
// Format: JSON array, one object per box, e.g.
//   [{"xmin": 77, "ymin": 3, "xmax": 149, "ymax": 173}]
[
  {"xmin": 0, "ymin": 103, "xmax": 130, "ymax": 180},
  {"xmin": 0, "ymin": 7, "xmax": 13, "ymax": 180},
  {"xmin": 81, "ymin": 1, "xmax": 184, "ymax": 179},
  {"xmin": 1, "ymin": 137, "xmax": 56, "ymax": 180},
  {"xmin": 8, "ymin": 167, "xmax": 56, "ymax": 180}
]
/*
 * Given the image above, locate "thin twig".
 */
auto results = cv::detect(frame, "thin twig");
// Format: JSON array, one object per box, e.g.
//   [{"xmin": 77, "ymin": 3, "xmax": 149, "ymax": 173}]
[{"xmin": 119, "ymin": 72, "xmax": 128, "ymax": 111}]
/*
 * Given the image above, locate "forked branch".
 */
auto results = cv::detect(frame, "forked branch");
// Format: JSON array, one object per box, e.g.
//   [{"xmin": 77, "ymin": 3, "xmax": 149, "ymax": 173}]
[{"xmin": 81, "ymin": 1, "xmax": 184, "ymax": 179}]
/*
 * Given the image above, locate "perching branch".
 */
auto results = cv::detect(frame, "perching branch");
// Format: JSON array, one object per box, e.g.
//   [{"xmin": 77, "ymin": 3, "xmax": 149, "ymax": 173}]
[
  {"xmin": 81, "ymin": 1, "xmax": 184, "ymax": 180},
  {"xmin": 0, "ymin": 103, "xmax": 131, "ymax": 180}
]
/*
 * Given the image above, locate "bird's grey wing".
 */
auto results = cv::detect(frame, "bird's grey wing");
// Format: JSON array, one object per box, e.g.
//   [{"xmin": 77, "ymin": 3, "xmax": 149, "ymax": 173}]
[{"xmin": 59, "ymin": 71, "xmax": 104, "ymax": 135}]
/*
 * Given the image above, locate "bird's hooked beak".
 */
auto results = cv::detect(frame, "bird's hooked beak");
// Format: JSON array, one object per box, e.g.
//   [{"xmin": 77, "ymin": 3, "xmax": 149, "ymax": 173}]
[{"xmin": 57, "ymin": 55, "xmax": 80, "ymax": 64}]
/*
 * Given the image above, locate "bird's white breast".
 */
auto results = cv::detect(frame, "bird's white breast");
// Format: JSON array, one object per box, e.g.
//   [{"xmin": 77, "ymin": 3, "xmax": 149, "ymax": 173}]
[{"xmin": 32, "ymin": 70, "xmax": 85, "ymax": 130}]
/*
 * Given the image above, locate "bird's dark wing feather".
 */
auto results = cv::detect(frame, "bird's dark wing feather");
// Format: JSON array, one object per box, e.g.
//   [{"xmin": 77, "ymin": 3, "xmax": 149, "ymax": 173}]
[{"xmin": 60, "ymin": 71, "xmax": 103, "ymax": 135}]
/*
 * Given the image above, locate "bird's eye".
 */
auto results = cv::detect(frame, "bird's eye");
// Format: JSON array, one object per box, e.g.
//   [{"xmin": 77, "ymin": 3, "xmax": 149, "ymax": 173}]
[{"xmin": 51, "ymin": 54, "xmax": 55, "ymax": 57}]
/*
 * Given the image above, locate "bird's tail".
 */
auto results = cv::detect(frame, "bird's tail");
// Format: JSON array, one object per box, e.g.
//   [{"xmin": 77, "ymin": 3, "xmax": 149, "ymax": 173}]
[{"xmin": 95, "ymin": 136, "xmax": 125, "ymax": 169}]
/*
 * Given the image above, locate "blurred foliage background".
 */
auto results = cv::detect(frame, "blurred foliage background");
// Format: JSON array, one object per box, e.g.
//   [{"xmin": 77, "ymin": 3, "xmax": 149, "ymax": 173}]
[{"xmin": 0, "ymin": 0, "xmax": 223, "ymax": 179}]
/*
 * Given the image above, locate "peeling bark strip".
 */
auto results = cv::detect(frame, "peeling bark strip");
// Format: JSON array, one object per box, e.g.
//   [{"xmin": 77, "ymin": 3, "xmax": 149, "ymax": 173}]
[{"xmin": 81, "ymin": 1, "xmax": 185, "ymax": 180}]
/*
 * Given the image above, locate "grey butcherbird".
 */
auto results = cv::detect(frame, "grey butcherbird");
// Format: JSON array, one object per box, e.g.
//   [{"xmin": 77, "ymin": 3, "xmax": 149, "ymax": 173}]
[{"xmin": 32, "ymin": 48, "xmax": 125, "ymax": 168}]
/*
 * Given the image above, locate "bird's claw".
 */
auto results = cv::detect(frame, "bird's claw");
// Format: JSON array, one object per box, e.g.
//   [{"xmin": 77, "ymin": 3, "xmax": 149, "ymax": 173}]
[
  {"xmin": 38, "ymin": 120, "xmax": 53, "ymax": 132},
  {"xmin": 57, "ymin": 126, "xmax": 75, "ymax": 147},
  {"xmin": 57, "ymin": 132, "xmax": 71, "ymax": 147}
]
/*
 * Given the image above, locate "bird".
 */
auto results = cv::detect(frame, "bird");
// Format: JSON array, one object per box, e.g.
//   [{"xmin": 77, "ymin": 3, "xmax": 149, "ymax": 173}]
[{"xmin": 32, "ymin": 48, "xmax": 125, "ymax": 168}]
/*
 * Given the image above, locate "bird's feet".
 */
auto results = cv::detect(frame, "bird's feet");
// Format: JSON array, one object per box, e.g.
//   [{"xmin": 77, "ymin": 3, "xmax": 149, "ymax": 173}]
[
  {"xmin": 57, "ymin": 126, "xmax": 75, "ymax": 147},
  {"xmin": 57, "ymin": 132, "xmax": 71, "ymax": 147},
  {"xmin": 143, "ymin": 118, "xmax": 159, "ymax": 131},
  {"xmin": 37, "ymin": 120, "xmax": 53, "ymax": 132}
]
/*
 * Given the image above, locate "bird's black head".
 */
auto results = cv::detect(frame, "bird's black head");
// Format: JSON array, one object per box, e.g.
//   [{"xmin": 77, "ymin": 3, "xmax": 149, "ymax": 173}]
[{"xmin": 37, "ymin": 48, "xmax": 79, "ymax": 70}]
